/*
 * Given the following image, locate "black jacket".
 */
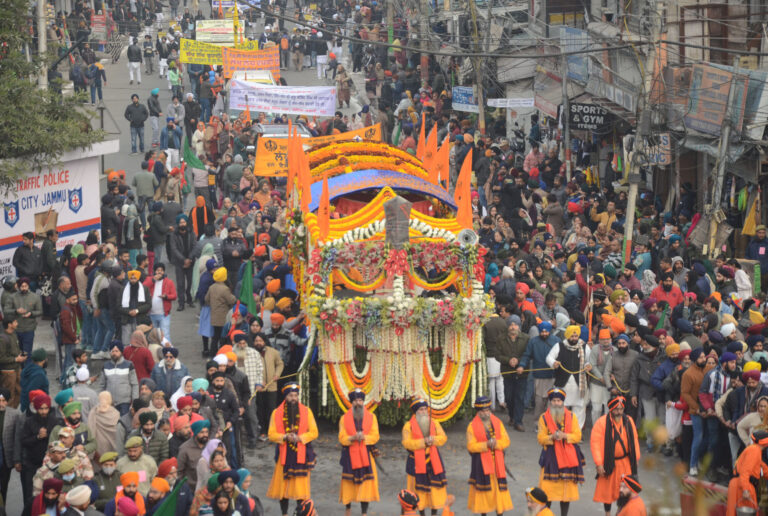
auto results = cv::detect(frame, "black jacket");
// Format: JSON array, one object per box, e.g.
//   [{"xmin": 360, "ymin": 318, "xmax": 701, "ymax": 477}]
[
  {"xmin": 21, "ymin": 412, "xmax": 60, "ymax": 467},
  {"xmin": 125, "ymin": 102, "xmax": 149, "ymax": 128},
  {"xmin": 146, "ymin": 213, "xmax": 169, "ymax": 247},
  {"xmin": 147, "ymin": 95, "xmax": 162, "ymax": 117},
  {"xmin": 101, "ymin": 205, "xmax": 120, "ymax": 241},
  {"xmin": 12, "ymin": 244, "xmax": 42, "ymax": 280},
  {"xmin": 183, "ymin": 100, "xmax": 201, "ymax": 127},
  {"xmin": 127, "ymin": 43, "xmax": 142, "ymax": 62},
  {"xmin": 168, "ymin": 229, "xmax": 196, "ymax": 268}
]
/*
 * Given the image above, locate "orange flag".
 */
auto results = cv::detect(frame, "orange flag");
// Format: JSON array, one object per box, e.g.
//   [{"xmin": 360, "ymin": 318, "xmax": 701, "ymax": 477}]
[
  {"xmin": 297, "ymin": 127, "xmax": 312, "ymax": 212},
  {"xmin": 434, "ymin": 136, "xmax": 451, "ymax": 189},
  {"xmin": 318, "ymin": 172, "xmax": 330, "ymax": 240},
  {"xmin": 286, "ymin": 121, "xmax": 296, "ymax": 199},
  {"xmin": 454, "ymin": 148, "xmax": 473, "ymax": 229},
  {"xmin": 218, "ymin": 0, "xmax": 223, "ymax": 17},
  {"xmin": 416, "ymin": 112, "xmax": 426, "ymax": 161},
  {"xmin": 423, "ymin": 127, "xmax": 439, "ymax": 184}
]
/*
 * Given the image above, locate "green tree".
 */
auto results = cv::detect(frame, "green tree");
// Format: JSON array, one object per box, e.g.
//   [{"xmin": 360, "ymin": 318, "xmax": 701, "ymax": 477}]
[{"xmin": 0, "ymin": 0, "xmax": 105, "ymax": 195}]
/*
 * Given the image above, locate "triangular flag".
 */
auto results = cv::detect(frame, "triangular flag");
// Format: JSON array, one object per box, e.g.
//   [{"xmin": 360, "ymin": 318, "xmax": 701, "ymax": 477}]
[
  {"xmin": 434, "ymin": 136, "xmax": 451, "ymax": 188},
  {"xmin": 416, "ymin": 112, "xmax": 426, "ymax": 160},
  {"xmin": 286, "ymin": 120, "xmax": 296, "ymax": 199},
  {"xmin": 423, "ymin": 126, "xmax": 439, "ymax": 184},
  {"xmin": 218, "ymin": 0, "xmax": 223, "ymax": 18},
  {"xmin": 296, "ymin": 127, "xmax": 312, "ymax": 212},
  {"xmin": 239, "ymin": 262, "xmax": 258, "ymax": 316},
  {"xmin": 243, "ymin": 104, "xmax": 251, "ymax": 123},
  {"xmin": 454, "ymin": 148, "xmax": 473, "ymax": 229},
  {"xmin": 318, "ymin": 172, "xmax": 330, "ymax": 240}
]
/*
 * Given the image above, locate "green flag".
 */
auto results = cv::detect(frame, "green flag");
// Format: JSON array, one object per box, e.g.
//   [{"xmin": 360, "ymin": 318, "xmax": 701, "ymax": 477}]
[
  {"xmin": 151, "ymin": 477, "xmax": 187, "ymax": 516},
  {"xmin": 183, "ymin": 138, "xmax": 205, "ymax": 169},
  {"xmin": 239, "ymin": 260, "xmax": 259, "ymax": 316}
]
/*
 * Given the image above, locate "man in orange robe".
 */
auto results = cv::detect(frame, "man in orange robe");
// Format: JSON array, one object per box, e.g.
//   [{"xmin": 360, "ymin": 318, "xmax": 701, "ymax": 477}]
[
  {"xmin": 267, "ymin": 382, "xmax": 319, "ymax": 516},
  {"xmin": 536, "ymin": 388, "xmax": 585, "ymax": 516},
  {"xmin": 465, "ymin": 396, "xmax": 513, "ymax": 515},
  {"xmin": 338, "ymin": 388, "xmax": 380, "ymax": 516},
  {"xmin": 402, "ymin": 398, "xmax": 447, "ymax": 515},
  {"xmin": 726, "ymin": 429, "xmax": 768, "ymax": 516},
  {"xmin": 590, "ymin": 396, "xmax": 641, "ymax": 516},
  {"xmin": 617, "ymin": 475, "xmax": 646, "ymax": 516}
]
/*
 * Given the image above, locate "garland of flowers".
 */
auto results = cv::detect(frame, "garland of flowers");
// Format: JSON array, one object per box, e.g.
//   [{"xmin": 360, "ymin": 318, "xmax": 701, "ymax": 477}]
[{"xmin": 308, "ymin": 141, "xmax": 427, "ymax": 177}]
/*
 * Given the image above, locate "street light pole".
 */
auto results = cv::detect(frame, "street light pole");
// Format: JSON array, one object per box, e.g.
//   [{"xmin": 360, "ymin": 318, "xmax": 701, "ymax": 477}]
[{"xmin": 37, "ymin": 0, "xmax": 48, "ymax": 89}]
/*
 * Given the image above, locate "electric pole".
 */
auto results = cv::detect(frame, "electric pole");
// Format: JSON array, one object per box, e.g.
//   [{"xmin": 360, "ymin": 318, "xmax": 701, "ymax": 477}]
[
  {"xmin": 419, "ymin": 0, "xmax": 430, "ymax": 85},
  {"xmin": 467, "ymin": 0, "xmax": 488, "ymax": 134},
  {"xmin": 37, "ymin": 0, "xmax": 48, "ymax": 89},
  {"xmin": 622, "ymin": 0, "xmax": 662, "ymax": 270},
  {"xmin": 561, "ymin": 53, "xmax": 571, "ymax": 181},
  {"xmin": 706, "ymin": 57, "xmax": 741, "ymax": 258}
]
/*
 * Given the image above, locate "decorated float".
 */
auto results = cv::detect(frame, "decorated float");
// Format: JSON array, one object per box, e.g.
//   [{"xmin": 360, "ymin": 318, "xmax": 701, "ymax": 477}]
[{"xmin": 282, "ymin": 124, "xmax": 492, "ymax": 425}]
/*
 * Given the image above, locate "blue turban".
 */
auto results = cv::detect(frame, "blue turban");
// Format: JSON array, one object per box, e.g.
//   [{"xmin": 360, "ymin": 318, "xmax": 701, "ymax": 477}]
[
  {"xmin": 176, "ymin": 214, "xmax": 189, "ymax": 225},
  {"xmin": 218, "ymin": 470, "xmax": 240, "ymax": 485},
  {"xmin": 538, "ymin": 321, "xmax": 553, "ymax": 333},
  {"xmin": 616, "ymin": 333, "xmax": 630, "ymax": 344},
  {"xmin": 151, "ymin": 87, "xmax": 159, "ymax": 95},
  {"xmin": 348, "ymin": 389, "xmax": 365, "ymax": 402},
  {"xmin": 747, "ymin": 335, "xmax": 765, "ymax": 348},
  {"xmin": 676, "ymin": 318, "xmax": 693, "ymax": 334},
  {"xmin": 238, "ymin": 304, "xmax": 248, "ymax": 316},
  {"xmin": 192, "ymin": 378, "xmax": 209, "ymax": 391},
  {"xmin": 727, "ymin": 341, "xmax": 744, "ymax": 353},
  {"xmin": 206, "ymin": 258, "xmax": 217, "ymax": 271},
  {"xmin": 191, "ymin": 419, "xmax": 211, "ymax": 436},
  {"xmin": 720, "ymin": 352, "xmax": 738, "ymax": 364},
  {"xmin": 693, "ymin": 263, "xmax": 706, "ymax": 276},
  {"xmin": 670, "ymin": 234, "xmax": 682, "ymax": 244},
  {"xmin": 152, "ymin": 202, "xmax": 163, "ymax": 212},
  {"xmin": 236, "ymin": 468, "xmax": 251, "ymax": 490},
  {"xmin": 54, "ymin": 389, "xmax": 73, "ymax": 407},
  {"xmin": 110, "ymin": 340, "xmax": 123, "ymax": 353}
]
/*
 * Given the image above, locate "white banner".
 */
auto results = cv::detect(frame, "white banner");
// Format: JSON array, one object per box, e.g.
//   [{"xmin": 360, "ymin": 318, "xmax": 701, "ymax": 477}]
[
  {"xmin": 488, "ymin": 97, "xmax": 535, "ymax": 108},
  {"xmin": 229, "ymin": 80, "xmax": 338, "ymax": 116}
]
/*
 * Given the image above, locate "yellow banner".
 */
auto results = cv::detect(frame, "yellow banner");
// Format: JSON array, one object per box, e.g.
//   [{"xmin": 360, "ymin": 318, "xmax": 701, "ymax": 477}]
[
  {"xmin": 222, "ymin": 45, "xmax": 281, "ymax": 80},
  {"xmin": 179, "ymin": 38, "xmax": 259, "ymax": 65},
  {"xmin": 179, "ymin": 38, "xmax": 224, "ymax": 65},
  {"xmin": 254, "ymin": 124, "xmax": 382, "ymax": 177}
]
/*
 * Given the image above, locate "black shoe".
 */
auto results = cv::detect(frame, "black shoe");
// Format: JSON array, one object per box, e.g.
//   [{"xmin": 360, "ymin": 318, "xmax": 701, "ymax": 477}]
[
  {"xmin": 187, "ymin": 300, "xmax": 195, "ymax": 308},
  {"xmin": 177, "ymin": 305, "xmax": 185, "ymax": 312}
]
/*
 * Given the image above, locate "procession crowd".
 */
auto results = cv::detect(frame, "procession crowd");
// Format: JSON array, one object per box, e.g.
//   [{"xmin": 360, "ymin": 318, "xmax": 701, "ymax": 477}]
[{"xmin": 13, "ymin": 0, "xmax": 768, "ymax": 513}]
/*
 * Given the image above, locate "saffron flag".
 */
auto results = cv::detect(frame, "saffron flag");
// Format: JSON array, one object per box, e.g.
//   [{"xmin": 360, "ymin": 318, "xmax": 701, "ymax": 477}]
[
  {"xmin": 318, "ymin": 172, "xmax": 330, "ymax": 240},
  {"xmin": 423, "ymin": 126, "xmax": 438, "ymax": 184},
  {"xmin": 454, "ymin": 148, "xmax": 473, "ymax": 229},
  {"xmin": 416, "ymin": 112, "xmax": 426, "ymax": 160},
  {"xmin": 232, "ymin": 0, "xmax": 240, "ymax": 46},
  {"xmin": 434, "ymin": 136, "xmax": 451, "ymax": 189}
]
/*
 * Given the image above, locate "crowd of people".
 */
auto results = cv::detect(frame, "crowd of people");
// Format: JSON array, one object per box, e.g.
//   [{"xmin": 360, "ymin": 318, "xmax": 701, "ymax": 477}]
[{"xmin": 13, "ymin": 0, "xmax": 768, "ymax": 513}]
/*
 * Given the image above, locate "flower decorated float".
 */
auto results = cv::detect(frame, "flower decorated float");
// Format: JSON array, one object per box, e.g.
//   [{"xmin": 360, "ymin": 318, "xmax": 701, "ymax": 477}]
[{"xmin": 282, "ymin": 125, "xmax": 492, "ymax": 424}]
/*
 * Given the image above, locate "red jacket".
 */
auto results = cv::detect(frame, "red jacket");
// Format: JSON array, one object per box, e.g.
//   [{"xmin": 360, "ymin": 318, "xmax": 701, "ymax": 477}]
[
  {"xmin": 651, "ymin": 284, "xmax": 684, "ymax": 309},
  {"xmin": 123, "ymin": 345, "xmax": 155, "ymax": 380},
  {"xmin": 143, "ymin": 276, "xmax": 178, "ymax": 316},
  {"xmin": 58, "ymin": 303, "xmax": 83, "ymax": 345}
]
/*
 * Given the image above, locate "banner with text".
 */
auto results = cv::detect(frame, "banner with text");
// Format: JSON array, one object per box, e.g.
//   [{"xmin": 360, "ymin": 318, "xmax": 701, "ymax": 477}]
[
  {"xmin": 222, "ymin": 45, "xmax": 280, "ymax": 80},
  {"xmin": 254, "ymin": 124, "xmax": 382, "ymax": 177},
  {"xmin": 452, "ymin": 86, "xmax": 479, "ymax": 113},
  {"xmin": 196, "ymin": 19, "xmax": 246, "ymax": 46},
  {"xmin": 180, "ymin": 38, "xmax": 224, "ymax": 65},
  {"xmin": 229, "ymin": 81, "xmax": 337, "ymax": 117}
]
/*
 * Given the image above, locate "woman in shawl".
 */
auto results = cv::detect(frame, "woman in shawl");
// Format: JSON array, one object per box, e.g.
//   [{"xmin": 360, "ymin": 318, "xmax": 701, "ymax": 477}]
[
  {"xmin": 89, "ymin": 391, "xmax": 121, "ymax": 460},
  {"xmin": 197, "ymin": 257, "xmax": 218, "ymax": 354},
  {"xmin": 236, "ymin": 468, "xmax": 257, "ymax": 514},
  {"xmin": 204, "ymin": 117, "xmax": 220, "ymax": 160},
  {"xmin": 192, "ymin": 121, "xmax": 206, "ymax": 157},
  {"xmin": 123, "ymin": 330, "xmax": 155, "ymax": 380},
  {"xmin": 121, "ymin": 204, "xmax": 142, "ymax": 268},
  {"xmin": 192, "ymin": 243, "xmax": 216, "ymax": 299},
  {"xmin": 641, "ymin": 269, "xmax": 658, "ymax": 297},
  {"xmin": 170, "ymin": 375, "xmax": 194, "ymax": 411},
  {"xmin": 196, "ymin": 441, "xmax": 229, "ymax": 491},
  {"xmin": 150, "ymin": 390, "xmax": 170, "ymax": 421}
]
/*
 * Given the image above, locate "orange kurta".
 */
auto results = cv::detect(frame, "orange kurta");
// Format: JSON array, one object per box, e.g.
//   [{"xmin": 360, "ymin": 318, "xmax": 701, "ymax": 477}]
[
  {"xmin": 589, "ymin": 414, "xmax": 641, "ymax": 504},
  {"xmin": 338, "ymin": 410, "xmax": 380, "ymax": 504},
  {"xmin": 402, "ymin": 419, "xmax": 448, "ymax": 511},
  {"xmin": 726, "ymin": 443, "xmax": 768, "ymax": 516},
  {"xmin": 465, "ymin": 416, "xmax": 514, "ymax": 514},
  {"xmin": 617, "ymin": 495, "xmax": 647, "ymax": 516},
  {"xmin": 266, "ymin": 403, "xmax": 319, "ymax": 501},
  {"xmin": 537, "ymin": 410, "xmax": 582, "ymax": 501}
]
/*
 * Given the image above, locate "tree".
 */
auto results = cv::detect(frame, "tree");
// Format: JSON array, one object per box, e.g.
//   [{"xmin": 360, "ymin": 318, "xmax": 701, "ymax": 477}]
[{"xmin": 0, "ymin": 0, "xmax": 105, "ymax": 195}]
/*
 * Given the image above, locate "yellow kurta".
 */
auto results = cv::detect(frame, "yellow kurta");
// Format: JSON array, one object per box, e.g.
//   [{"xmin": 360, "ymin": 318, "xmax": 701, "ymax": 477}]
[
  {"xmin": 338, "ymin": 411, "xmax": 380, "ymax": 504},
  {"xmin": 537, "ymin": 412, "xmax": 582, "ymax": 502},
  {"xmin": 466, "ymin": 420, "xmax": 514, "ymax": 514},
  {"xmin": 402, "ymin": 419, "xmax": 448, "ymax": 511},
  {"xmin": 266, "ymin": 405, "xmax": 319, "ymax": 501}
]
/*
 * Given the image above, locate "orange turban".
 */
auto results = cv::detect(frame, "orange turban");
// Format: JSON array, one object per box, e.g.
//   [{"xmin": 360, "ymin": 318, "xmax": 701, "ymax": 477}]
[
  {"xmin": 254, "ymin": 245, "xmax": 267, "ymax": 257},
  {"xmin": 272, "ymin": 249, "xmax": 284, "ymax": 262},
  {"xmin": 120, "ymin": 471, "xmax": 140, "ymax": 487},
  {"xmin": 196, "ymin": 196, "xmax": 205, "ymax": 208},
  {"xmin": 258, "ymin": 233, "xmax": 271, "ymax": 244},
  {"xmin": 266, "ymin": 279, "xmax": 281, "ymax": 294},
  {"xmin": 225, "ymin": 351, "xmax": 237, "ymax": 363},
  {"xmin": 127, "ymin": 270, "xmax": 141, "ymax": 281},
  {"xmin": 172, "ymin": 415, "xmax": 190, "ymax": 433},
  {"xmin": 271, "ymin": 313, "xmax": 285, "ymax": 326},
  {"xmin": 601, "ymin": 314, "xmax": 626, "ymax": 335},
  {"xmin": 218, "ymin": 345, "xmax": 233, "ymax": 355},
  {"xmin": 150, "ymin": 477, "xmax": 170, "ymax": 494}
]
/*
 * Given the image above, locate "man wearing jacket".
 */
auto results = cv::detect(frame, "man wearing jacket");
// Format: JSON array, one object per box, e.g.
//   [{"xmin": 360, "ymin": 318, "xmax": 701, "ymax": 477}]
[
  {"xmin": 698, "ymin": 351, "xmax": 738, "ymax": 474},
  {"xmin": 151, "ymin": 347, "xmax": 189, "ymax": 398},
  {"xmin": 489, "ymin": 316, "xmax": 528, "ymax": 432},
  {"xmin": 10, "ymin": 277, "xmax": 42, "ymax": 358},
  {"xmin": 143, "ymin": 263, "xmax": 177, "ymax": 340},
  {"xmin": 147, "ymin": 88, "xmax": 163, "ymax": 148},
  {"xmin": 90, "ymin": 263, "xmax": 115, "ymax": 359},
  {"xmin": 12, "ymin": 233, "xmax": 42, "ymax": 289},
  {"xmin": 126, "ymin": 411, "xmax": 169, "ymax": 465},
  {"xmin": 168, "ymin": 215, "xmax": 196, "ymax": 311},
  {"xmin": 119, "ymin": 270, "xmax": 151, "ymax": 344},
  {"xmin": 58, "ymin": 290, "xmax": 83, "ymax": 386},
  {"xmin": 0, "ymin": 388, "xmax": 22, "ymax": 501},
  {"xmin": 517, "ymin": 321, "xmax": 559, "ymax": 419},
  {"xmin": 97, "ymin": 341, "xmax": 139, "ymax": 415},
  {"xmin": 630, "ymin": 334, "xmax": 664, "ymax": 448},
  {"xmin": 126, "ymin": 37, "xmax": 142, "ymax": 85},
  {"xmin": 125, "ymin": 93, "xmax": 149, "ymax": 154}
]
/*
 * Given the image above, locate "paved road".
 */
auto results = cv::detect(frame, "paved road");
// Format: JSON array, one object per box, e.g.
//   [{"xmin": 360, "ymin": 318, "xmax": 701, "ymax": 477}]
[{"xmin": 6, "ymin": 13, "xmax": 684, "ymax": 515}]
